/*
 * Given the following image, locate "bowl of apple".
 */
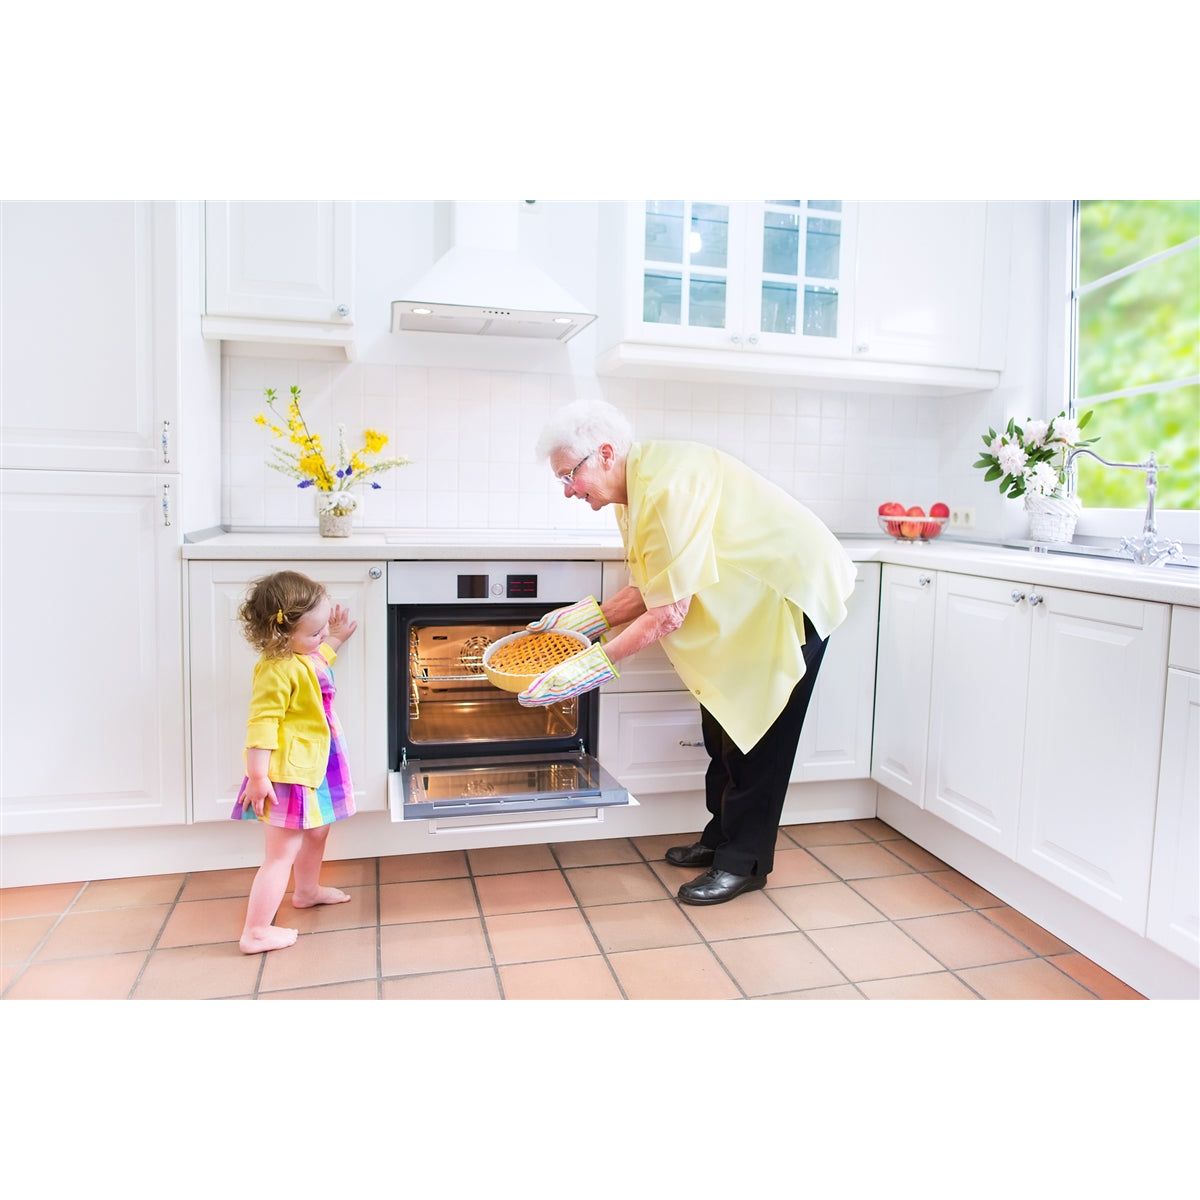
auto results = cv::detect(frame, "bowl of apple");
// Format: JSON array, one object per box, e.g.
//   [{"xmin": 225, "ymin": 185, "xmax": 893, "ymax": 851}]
[{"xmin": 877, "ymin": 501, "xmax": 950, "ymax": 542}]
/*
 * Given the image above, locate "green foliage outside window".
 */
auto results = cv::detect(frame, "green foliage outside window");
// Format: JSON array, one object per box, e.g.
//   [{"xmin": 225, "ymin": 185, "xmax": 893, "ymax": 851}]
[{"xmin": 1074, "ymin": 201, "xmax": 1199, "ymax": 511}]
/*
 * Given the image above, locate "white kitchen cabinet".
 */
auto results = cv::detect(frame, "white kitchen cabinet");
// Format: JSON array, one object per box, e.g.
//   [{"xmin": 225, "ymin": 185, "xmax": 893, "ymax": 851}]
[
  {"xmin": 792, "ymin": 562, "xmax": 880, "ymax": 782},
  {"xmin": 187, "ymin": 559, "xmax": 388, "ymax": 823},
  {"xmin": 924, "ymin": 572, "xmax": 1032, "ymax": 855},
  {"xmin": 1146, "ymin": 667, "xmax": 1200, "ymax": 965},
  {"xmin": 202, "ymin": 202, "xmax": 356, "ymax": 356},
  {"xmin": 597, "ymin": 691, "xmax": 709, "ymax": 794},
  {"xmin": 0, "ymin": 201, "xmax": 184, "ymax": 474},
  {"xmin": 0, "ymin": 470, "xmax": 185, "ymax": 834},
  {"xmin": 595, "ymin": 200, "xmax": 1007, "ymax": 394},
  {"xmin": 1017, "ymin": 586, "xmax": 1169, "ymax": 931},
  {"xmin": 852, "ymin": 202, "xmax": 1012, "ymax": 371},
  {"xmin": 871, "ymin": 564, "xmax": 937, "ymax": 803}
]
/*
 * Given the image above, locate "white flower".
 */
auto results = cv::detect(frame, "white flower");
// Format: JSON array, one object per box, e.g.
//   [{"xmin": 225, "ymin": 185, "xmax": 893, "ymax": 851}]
[
  {"xmin": 1023, "ymin": 461, "xmax": 1061, "ymax": 497},
  {"xmin": 997, "ymin": 441, "xmax": 1028, "ymax": 476},
  {"xmin": 1023, "ymin": 419, "xmax": 1049, "ymax": 446},
  {"xmin": 1052, "ymin": 417, "xmax": 1082, "ymax": 445},
  {"xmin": 318, "ymin": 490, "xmax": 359, "ymax": 514}
]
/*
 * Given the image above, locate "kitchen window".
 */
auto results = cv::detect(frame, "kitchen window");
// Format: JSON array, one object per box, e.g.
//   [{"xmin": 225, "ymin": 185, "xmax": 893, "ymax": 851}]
[{"xmin": 1067, "ymin": 201, "xmax": 1199, "ymax": 527}]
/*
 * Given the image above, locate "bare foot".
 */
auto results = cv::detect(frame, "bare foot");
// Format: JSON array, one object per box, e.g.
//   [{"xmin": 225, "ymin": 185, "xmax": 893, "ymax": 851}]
[
  {"xmin": 291, "ymin": 885, "xmax": 352, "ymax": 908},
  {"xmin": 239, "ymin": 926, "xmax": 298, "ymax": 954}
]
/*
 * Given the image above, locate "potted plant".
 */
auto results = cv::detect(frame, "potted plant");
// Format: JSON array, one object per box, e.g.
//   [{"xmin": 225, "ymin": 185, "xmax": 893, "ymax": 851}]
[
  {"xmin": 254, "ymin": 386, "xmax": 411, "ymax": 536},
  {"xmin": 974, "ymin": 408, "xmax": 1099, "ymax": 543}
]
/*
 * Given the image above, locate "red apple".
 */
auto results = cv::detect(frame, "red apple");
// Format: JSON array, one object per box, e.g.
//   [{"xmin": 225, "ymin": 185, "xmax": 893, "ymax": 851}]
[
  {"xmin": 900, "ymin": 505, "xmax": 925, "ymax": 539},
  {"xmin": 927, "ymin": 501, "xmax": 949, "ymax": 538},
  {"xmin": 878, "ymin": 500, "xmax": 905, "ymax": 537}
]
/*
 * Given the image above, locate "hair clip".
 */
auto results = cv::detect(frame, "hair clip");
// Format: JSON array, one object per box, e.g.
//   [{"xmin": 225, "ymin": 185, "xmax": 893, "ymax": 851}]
[{"xmin": 275, "ymin": 609, "xmax": 285, "ymax": 625}]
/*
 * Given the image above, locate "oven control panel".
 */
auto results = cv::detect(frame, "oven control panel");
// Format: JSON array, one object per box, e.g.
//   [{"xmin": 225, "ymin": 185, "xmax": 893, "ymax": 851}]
[{"xmin": 388, "ymin": 560, "xmax": 604, "ymax": 605}]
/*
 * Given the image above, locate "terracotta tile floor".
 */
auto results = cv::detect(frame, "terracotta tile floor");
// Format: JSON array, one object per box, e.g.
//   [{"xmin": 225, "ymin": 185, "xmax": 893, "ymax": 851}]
[{"xmin": 0, "ymin": 819, "xmax": 1147, "ymax": 1000}]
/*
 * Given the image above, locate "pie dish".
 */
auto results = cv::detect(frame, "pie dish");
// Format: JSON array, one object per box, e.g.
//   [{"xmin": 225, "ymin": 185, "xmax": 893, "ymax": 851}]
[{"xmin": 482, "ymin": 628, "xmax": 591, "ymax": 692}]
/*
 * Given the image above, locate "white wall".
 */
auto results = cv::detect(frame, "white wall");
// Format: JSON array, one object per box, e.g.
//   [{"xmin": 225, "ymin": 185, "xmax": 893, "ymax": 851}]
[{"xmin": 218, "ymin": 201, "xmax": 1051, "ymax": 538}]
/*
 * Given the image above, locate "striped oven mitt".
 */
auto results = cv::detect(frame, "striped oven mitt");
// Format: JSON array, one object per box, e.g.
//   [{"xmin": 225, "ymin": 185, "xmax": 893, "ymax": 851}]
[
  {"xmin": 526, "ymin": 595, "xmax": 609, "ymax": 641},
  {"xmin": 518, "ymin": 643, "xmax": 619, "ymax": 707}
]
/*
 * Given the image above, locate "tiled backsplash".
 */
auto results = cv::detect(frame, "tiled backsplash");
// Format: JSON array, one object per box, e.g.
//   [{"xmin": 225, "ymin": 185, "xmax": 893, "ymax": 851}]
[{"xmin": 223, "ymin": 357, "xmax": 950, "ymax": 534}]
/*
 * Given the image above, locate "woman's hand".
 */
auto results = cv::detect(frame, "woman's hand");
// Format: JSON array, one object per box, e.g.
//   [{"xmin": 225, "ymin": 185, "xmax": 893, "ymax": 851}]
[
  {"xmin": 326, "ymin": 603, "xmax": 358, "ymax": 649},
  {"xmin": 240, "ymin": 776, "xmax": 277, "ymax": 819}
]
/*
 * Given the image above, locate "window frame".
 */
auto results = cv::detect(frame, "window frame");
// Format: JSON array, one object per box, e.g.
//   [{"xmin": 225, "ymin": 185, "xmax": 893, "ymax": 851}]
[{"xmin": 1045, "ymin": 201, "xmax": 1199, "ymax": 546}]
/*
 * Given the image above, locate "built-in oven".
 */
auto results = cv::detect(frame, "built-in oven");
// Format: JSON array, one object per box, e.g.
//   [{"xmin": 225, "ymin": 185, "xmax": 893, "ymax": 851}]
[{"xmin": 387, "ymin": 560, "xmax": 631, "ymax": 821}]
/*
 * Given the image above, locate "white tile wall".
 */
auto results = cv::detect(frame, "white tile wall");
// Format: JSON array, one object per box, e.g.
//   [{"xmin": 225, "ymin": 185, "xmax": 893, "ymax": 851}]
[{"xmin": 222, "ymin": 357, "xmax": 953, "ymax": 534}]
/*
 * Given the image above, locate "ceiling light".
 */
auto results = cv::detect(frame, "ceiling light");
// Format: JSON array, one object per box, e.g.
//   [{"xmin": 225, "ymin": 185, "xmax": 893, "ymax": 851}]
[
  {"xmin": 411, "ymin": 306, "xmax": 433, "ymax": 315},
  {"xmin": 553, "ymin": 316, "xmax": 572, "ymax": 324}
]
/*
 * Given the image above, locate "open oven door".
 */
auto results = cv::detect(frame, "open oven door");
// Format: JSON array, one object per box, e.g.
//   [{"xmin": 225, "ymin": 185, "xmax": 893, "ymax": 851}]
[{"xmin": 388, "ymin": 750, "xmax": 634, "ymax": 822}]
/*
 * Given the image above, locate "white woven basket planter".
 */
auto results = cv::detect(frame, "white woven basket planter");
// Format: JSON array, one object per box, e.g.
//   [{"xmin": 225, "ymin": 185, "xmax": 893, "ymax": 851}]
[{"xmin": 1025, "ymin": 494, "xmax": 1081, "ymax": 544}]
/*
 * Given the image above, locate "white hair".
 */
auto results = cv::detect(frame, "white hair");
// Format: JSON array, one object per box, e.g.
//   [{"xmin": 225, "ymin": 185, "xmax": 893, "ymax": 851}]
[{"xmin": 534, "ymin": 399, "xmax": 634, "ymax": 462}]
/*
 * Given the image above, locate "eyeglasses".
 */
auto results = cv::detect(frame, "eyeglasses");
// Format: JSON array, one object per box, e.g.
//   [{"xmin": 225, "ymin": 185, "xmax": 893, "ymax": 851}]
[{"xmin": 556, "ymin": 451, "xmax": 593, "ymax": 487}]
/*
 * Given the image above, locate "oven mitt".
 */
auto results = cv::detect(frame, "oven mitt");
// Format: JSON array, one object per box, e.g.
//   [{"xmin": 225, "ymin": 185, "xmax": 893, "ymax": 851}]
[
  {"xmin": 518, "ymin": 643, "xmax": 618, "ymax": 707},
  {"xmin": 526, "ymin": 595, "xmax": 609, "ymax": 641}
]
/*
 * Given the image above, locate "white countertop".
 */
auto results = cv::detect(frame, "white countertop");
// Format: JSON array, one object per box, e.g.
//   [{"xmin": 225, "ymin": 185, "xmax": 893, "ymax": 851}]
[{"xmin": 181, "ymin": 529, "xmax": 1200, "ymax": 607}]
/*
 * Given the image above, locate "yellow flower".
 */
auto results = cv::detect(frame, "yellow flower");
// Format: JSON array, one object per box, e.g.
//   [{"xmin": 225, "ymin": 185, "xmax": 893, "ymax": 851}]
[
  {"xmin": 350, "ymin": 454, "xmax": 367, "ymax": 472},
  {"xmin": 254, "ymin": 413, "xmax": 267, "ymax": 427},
  {"xmin": 363, "ymin": 429, "xmax": 388, "ymax": 453}
]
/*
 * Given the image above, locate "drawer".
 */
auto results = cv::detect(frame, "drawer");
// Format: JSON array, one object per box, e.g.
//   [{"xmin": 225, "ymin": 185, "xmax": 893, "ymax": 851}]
[{"xmin": 598, "ymin": 691, "xmax": 708, "ymax": 794}]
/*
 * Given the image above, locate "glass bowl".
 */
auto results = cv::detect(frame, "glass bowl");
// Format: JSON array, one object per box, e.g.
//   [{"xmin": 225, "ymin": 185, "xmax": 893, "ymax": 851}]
[{"xmin": 877, "ymin": 514, "xmax": 949, "ymax": 542}]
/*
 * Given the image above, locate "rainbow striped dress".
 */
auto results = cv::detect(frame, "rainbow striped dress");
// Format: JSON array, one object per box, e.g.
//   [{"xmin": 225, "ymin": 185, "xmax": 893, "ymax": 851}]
[{"xmin": 231, "ymin": 650, "xmax": 356, "ymax": 830}]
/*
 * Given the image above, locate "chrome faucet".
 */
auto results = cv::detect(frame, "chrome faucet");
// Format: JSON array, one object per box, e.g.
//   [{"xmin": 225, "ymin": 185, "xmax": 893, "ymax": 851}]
[{"xmin": 1066, "ymin": 448, "xmax": 1184, "ymax": 567}]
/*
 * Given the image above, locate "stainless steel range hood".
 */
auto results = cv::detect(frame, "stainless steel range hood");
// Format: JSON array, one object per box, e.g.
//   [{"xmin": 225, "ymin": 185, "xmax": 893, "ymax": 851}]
[{"xmin": 391, "ymin": 202, "xmax": 596, "ymax": 342}]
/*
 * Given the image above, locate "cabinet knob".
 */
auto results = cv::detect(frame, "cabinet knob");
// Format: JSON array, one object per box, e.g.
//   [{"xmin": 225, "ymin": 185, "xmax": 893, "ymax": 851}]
[
  {"xmin": 1028, "ymin": 592, "xmax": 1043, "ymax": 606},
  {"xmin": 369, "ymin": 567, "xmax": 382, "ymax": 579},
  {"xmin": 730, "ymin": 335, "xmax": 742, "ymax": 345},
  {"xmin": 335, "ymin": 304, "xmax": 350, "ymax": 318},
  {"xmin": 917, "ymin": 575, "xmax": 931, "ymax": 587},
  {"xmin": 1011, "ymin": 589, "xmax": 1025, "ymax": 604},
  {"xmin": 855, "ymin": 343, "xmax": 869, "ymax": 353},
  {"xmin": 747, "ymin": 335, "xmax": 759, "ymax": 345}
]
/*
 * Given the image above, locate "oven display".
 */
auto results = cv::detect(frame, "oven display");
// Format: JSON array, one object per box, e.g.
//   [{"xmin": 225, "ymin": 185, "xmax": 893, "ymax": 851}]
[
  {"xmin": 456, "ymin": 574, "xmax": 489, "ymax": 599},
  {"xmin": 506, "ymin": 574, "xmax": 537, "ymax": 599}
]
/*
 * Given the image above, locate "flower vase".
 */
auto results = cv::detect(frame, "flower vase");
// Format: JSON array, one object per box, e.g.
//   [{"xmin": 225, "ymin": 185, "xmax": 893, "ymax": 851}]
[
  {"xmin": 1025, "ymin": 494, "xmax": 1081, "ymax": 544},
  {"xmin": 318, "ymin": 509, "xmax": 354, "ymax": 538}
]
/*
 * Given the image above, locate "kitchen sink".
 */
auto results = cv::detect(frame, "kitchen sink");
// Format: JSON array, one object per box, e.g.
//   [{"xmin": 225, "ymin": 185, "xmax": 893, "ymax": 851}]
[{"xmin": 1002, "ymin": 538, "xmax": 1198, "ymax": 569}]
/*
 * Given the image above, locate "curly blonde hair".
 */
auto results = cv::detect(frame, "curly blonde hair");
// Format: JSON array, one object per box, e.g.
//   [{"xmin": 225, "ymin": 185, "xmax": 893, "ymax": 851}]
[{"xmin": 238, "ymin": 571, "xmax": 328, "ymax": 658}]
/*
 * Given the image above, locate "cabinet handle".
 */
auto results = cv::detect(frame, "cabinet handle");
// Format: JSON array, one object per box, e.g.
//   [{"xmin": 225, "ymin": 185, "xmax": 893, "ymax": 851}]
[
  {"xmin": 917, "ymin": 575, "xmax": 931, "ymax": 587},
  {"xmin": 369, "ymin": 566, "xmax": 382, "ymax": 579},
  {"xmin": 335, "ymin": 304, "xmax": 350, "ymax": 318},
  {"xmin": 1011, "ymin": 589, "xmax": 1025, "ymax": 604},
  {"xmin": 730, "ymin": 335, "xmax": 742, "ymax": 345},
  {"xmin": 161, "ymin": 482, "xmax": 171, "ymax": 527},
  {"xmin": 1028, "ymin": 592, "xmax": 1043, "ymax": 607},
  {"xmin": 161, "ymin": 419, "xmax": 171, "ymax": 464},
  {"xmin": 678, "ymin": 739, "xmax": 704, "ymax": 748}
]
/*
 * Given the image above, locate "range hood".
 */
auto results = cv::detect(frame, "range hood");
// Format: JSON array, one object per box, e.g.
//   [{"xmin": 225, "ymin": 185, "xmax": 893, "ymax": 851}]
[{"xmin": 391, "ymin": 202, "xmax": 596, "ymax": 342}]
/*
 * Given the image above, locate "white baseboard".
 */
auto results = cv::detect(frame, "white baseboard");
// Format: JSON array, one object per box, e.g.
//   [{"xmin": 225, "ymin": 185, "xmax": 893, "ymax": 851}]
[{"xmin": 877, "ymin": 788, "xmax": 1200, "ymax": 1001}]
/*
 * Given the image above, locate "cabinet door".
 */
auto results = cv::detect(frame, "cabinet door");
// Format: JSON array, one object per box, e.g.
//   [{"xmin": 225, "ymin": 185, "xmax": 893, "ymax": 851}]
[
  {"xmin": 0, "ymin": 202, "xmax": 182, "ymax": 473},
  {"xmin": 871, "ymin": 565, "xmax": 937, "ymax": 802},
  {"xmin": 204, "ymin": 202, "xmax": 354, "ymax": 323},
  {"xmin": 188, "ymin": 560, "xmax": 387, "ymax": 823},
  {"xmin": 743, "ymin": 201, "xmax": 857, "ymax": 357},
  {"xmin": 852, "ymin": 202, "xmax": 1002, "ymax": 369},
  {"xmin": 0, "ymin": 471, "xmax": 184, "ymax": 833},
  {"xmin": 1147, "ymin": 669, "xmax": 1200, "ymax": 965},
  {"xmin": 598, "ymin": 691, "xmax": 709, "ymax": 794},
  {"xmin": 925, "ymin": 573, "xmax": 1031, "ymax": 854},
  {"xmin": 793, "ymin": 562, "xmax": 879, "ymax": 781},
  {"xmin": 1017, "ymin": 587, "xmax": 1169, "ymax": 932},
  {"xmin": 624, "ymin": 201, "xmax": 748, "ymax": 350}
]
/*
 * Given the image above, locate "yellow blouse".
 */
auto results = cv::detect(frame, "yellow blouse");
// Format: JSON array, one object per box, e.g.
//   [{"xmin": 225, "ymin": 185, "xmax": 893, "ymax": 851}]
[{"xmin": 614, "ymin": 441, "xmax": 856, "ymax": 754}]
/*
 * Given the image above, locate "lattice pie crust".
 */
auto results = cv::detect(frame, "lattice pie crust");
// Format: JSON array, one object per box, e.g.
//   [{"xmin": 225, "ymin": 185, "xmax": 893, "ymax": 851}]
[{"xmin": 486, "ymin": 631, "xmax": 583, "ymax": 675}]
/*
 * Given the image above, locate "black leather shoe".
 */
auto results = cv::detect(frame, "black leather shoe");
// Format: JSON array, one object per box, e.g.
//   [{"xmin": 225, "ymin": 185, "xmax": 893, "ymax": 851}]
[
  {"xmin": 677, "ymin": 867, "xmax": 767, "ymax": 905},
  {"xmin": 665, "ymin": 842, "xmax": 715, "ymax": 868}
]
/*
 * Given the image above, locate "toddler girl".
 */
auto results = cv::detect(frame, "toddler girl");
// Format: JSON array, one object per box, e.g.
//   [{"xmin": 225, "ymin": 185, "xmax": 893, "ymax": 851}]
[{"xmin": 233, "ymin": 570, "xmax": 358, "ymax": 953}]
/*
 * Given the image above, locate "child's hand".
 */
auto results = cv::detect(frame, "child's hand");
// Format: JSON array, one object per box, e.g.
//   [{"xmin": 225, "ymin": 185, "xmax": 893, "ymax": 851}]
[
  {"xmin": 240, "ymin": 777, "xmax": 276, "ymax": 819},
  {"xmin": 326, "ymin": 602, "xmax": 358, "ymax": 648}
]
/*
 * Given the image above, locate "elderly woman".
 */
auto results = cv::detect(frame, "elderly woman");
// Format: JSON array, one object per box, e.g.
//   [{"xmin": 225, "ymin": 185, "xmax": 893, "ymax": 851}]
[{"xmin": 520, "ymin": 399, "xmax": 857, "ymax": 905}]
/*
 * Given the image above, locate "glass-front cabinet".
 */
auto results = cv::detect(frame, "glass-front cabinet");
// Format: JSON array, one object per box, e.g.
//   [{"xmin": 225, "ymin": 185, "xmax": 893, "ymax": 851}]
[{"xmin": 627, "ymin": 200, "xmax": 856, "ymax": 356}]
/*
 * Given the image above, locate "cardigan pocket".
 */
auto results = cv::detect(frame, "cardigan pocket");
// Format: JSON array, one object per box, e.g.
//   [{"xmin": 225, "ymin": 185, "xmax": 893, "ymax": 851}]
[{"xmin": 287, "ymin": 736, "xmax": 322, "ymax": 771}]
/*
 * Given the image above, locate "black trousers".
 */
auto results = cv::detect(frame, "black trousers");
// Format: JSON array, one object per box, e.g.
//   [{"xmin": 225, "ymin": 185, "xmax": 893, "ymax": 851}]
[{"xmin": 698, "ymin": 614, "xmax": 829, "ymax": 877}]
